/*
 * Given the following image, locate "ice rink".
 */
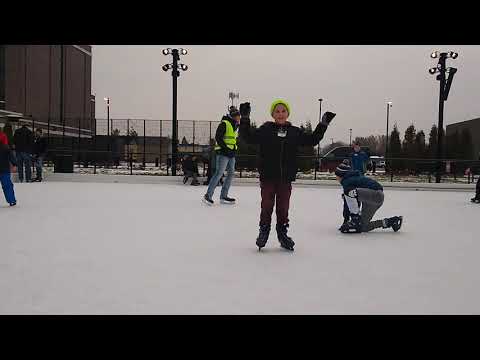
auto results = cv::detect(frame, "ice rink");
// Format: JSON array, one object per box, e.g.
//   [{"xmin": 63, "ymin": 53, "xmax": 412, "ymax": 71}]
[{"xmin": 0, "ymin": 180, "xmax": 478, "ymax": 314}]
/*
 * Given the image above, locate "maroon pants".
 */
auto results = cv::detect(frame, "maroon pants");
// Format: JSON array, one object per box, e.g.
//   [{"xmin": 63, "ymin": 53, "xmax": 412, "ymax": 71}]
[{"xmin": 260, "ymin": 181, "xmax": 292, "ymax": 226}]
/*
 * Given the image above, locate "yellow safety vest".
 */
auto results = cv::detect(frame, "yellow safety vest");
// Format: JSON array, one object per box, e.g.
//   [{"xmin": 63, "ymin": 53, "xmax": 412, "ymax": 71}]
[{"xmin": 214, "ymin": 120, "xmax": 238, "ymax": 151}]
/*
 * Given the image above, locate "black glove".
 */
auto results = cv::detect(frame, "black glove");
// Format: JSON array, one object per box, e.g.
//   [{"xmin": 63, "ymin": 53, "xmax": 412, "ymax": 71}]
[
  {"xmin": 321, "ymin": 111, "xmax": 336, "ymax": 125},
  {"xmin": 239, "ymin": 102, "xmax": 251, "ymax": 118}
]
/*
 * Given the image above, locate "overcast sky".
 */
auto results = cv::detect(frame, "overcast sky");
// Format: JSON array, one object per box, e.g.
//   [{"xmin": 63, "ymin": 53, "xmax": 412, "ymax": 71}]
[{"xmin": 92, "ymin": 45, "xmax": 480, "ymax": 144}]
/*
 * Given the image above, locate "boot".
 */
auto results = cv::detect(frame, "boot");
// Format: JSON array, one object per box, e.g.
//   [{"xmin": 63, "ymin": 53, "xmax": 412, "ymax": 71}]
[
  {"xmin": 256, "ymin": 224, "xmax": 271, "ymax": 250},
  {"xmin": 276, "ymin": 223, "xmax": 295, "ymax": 251},
  {"xmin": 384, "ymin": 216, "xmax": 403, "ymax": 232}
]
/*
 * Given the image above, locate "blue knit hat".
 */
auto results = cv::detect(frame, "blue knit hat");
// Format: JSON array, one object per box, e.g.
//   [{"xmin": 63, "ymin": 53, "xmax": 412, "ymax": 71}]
[{"xmin": 335, "ymin": 159, "xmax": 351, "ymax": 178}]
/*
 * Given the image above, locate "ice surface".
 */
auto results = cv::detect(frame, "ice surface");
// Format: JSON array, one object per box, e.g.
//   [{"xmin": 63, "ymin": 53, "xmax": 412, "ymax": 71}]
[{"xmin": 0, "ymin": 181, "xmax": 478, "ymax": 314}]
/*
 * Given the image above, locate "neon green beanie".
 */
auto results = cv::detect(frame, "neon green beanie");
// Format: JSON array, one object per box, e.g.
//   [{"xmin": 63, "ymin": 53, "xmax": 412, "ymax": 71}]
[{"xmin": 270, "ymin": 99, "xmax": 291, "ymax": 116}]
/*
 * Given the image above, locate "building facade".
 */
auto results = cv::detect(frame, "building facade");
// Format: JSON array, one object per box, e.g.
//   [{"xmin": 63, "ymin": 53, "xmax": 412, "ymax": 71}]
[
  {"xmin": 0, "ymin": 45, "xmax": 93, "ymax": 138},
  {"xmin": 446, "ymin": 118, "xmax": 480, "ymax": 160}
]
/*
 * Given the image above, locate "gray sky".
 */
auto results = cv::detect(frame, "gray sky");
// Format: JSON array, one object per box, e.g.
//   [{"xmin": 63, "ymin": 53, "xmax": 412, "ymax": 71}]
[{"xmin": 92, "ymin": 45, "xmax": 480, "ymax": 144}]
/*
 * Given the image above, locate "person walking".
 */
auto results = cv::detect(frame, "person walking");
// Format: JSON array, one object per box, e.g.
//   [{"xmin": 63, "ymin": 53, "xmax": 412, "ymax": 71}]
[
  {"xmin": 202, "ymin": 106, "xmax": 240, "ymax": 205},
  {"xmin": 33, "ymin": 128, "xmax": 48, "ymax": 182},
  {"xmin": 0, "ymin": 135, "xmax": 17, "ymax": 206}
]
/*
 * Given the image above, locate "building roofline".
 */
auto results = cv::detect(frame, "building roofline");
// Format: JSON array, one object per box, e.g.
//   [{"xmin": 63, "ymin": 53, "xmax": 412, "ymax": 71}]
[{"xmin": 446, "ymin": 118, "xmax": 480, "ymax": 127}]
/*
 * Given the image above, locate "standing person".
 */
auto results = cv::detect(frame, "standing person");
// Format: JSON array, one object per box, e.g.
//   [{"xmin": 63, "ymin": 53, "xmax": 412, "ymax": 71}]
[
  {"xmin": 335, "ymin": 160, "xmax": 402, "ymax": 233},
  {"xmin": 240, "ymin": 100, "xmax": 336, "ymax": 251},
  {"xmin": 13, "ymin": 123, "xmax": 34, "ymax": 183},
  {"xmin": 0, "ymin": 129, "xmax": 8, "ymax": 146},
  {"xmin": 0, "ymin": 136, "xmax": 17, "ymax": 206},
  {"xmin": 33, "ymin": 128, "xmax": 48, "ymax": 182},
  {"xmin": 349, "ymin": 141, "xmax": 370, "ymax": 175},
  {"xmin": 202, "ymin": 106, "xmax": 240, "ymax": 205}
]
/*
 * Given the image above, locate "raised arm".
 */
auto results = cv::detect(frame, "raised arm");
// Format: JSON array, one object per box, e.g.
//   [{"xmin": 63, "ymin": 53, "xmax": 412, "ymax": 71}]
[
  {"xmin": 239, "ymin": 102, "xmax": 262, "ymax": 145},
  {"xmin": 298, "ymin": 111, "xmax": 336, "ymax": 146}
]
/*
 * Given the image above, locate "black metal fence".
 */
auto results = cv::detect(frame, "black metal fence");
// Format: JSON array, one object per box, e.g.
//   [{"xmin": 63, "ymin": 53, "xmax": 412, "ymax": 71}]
[{"xmin": 12, "ymin": 117, "xmax": 480, "ymax": 184}]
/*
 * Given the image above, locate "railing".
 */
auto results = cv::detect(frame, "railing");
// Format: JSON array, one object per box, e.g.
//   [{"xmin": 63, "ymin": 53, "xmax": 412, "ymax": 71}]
[{"xmin": 41, "ymin": 147, "xmax": 480, "ymax": 184}]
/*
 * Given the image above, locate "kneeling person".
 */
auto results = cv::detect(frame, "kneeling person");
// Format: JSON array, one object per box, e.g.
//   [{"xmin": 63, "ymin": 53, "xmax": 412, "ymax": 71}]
[{"xmin": 335, "ymin": 161, "xmax": 402, "ymax": 233}]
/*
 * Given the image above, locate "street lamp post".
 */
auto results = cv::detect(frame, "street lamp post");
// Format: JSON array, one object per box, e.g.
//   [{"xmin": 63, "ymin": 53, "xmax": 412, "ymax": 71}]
[
  {"xmin": 103, "ymin": 97, "xmax": 110, "ymax": 136},
  {"xmin": 385, "ymin": 101, "xmax": 392, "ymax": 171},
  {"xmin": 349, "ymin": 128, "xmax": 352, "ymax": 146},
  {"xmin": 317, "ymin": 98, "xmax": 323, "ymax": 157},
  {"xmin": 162, "ymin": 47, "xmax": 188, "ymax": 176},
  {"xmin": 229, "ymin": 92, "xmax": 239, "ymax": 110},
  {"xmin": 429, "ymin": 51, "xmax": 458, "ymax": 183}
]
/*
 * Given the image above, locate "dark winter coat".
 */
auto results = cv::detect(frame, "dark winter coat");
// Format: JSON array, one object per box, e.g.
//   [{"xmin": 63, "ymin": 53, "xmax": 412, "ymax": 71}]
[
  {"xmin": 215, "ymin": 116, "xmax": 239, "ymax": 158},
  {"xmin": 13, "ymin": 126, "xmax": 34, "ymax": 153},
  {"xmin": 182, "ymin": 157, "xmax": 199, "ymax": 174},
  {"xmin": 240, "ymin": 119, "xmax": 328, "ymax": 182},
  {"xmin": 340, "ymin": 170, "xmax": 383, "ymax": 194},
  {"xmin": 0, "ymin": 144, "xmax": 17, "ymax": 173},
  {"xmin": 33, "ymin": 136, "xmax": 48, "ymax": 156},
  {"xmin": 349, "ymin": 150, "xmax": 370, "ymax": 174}
]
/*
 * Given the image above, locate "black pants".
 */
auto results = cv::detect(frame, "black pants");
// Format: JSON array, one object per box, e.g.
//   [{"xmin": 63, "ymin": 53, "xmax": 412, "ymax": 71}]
[{"xmin": 476, "ymin": 176, "xmax": 480, "ymax": 197}]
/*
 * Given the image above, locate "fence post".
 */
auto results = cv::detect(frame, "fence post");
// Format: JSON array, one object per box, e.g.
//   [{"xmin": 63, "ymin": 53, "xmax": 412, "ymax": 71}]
[
  {"xmin": 143, "ymin": 119, "xmax": 146, "ymax": 168},
  {"xmin": 192, "ymin": 120, "xmax": 195, "ymax": 154},
  {"xmin": 159, "ymin": 120, "xmax": 162, "ymax": 169},
  {"xmin": 93, "ymin": 117, "xmax": 97, "ymax": 175}
]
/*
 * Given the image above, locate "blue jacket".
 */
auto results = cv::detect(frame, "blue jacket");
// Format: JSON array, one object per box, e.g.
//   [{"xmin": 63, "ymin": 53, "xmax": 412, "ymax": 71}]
[
  {"xmin": 340, "ymin": 170, "xmax": 383, "ymax": 194},
  {"xmin": 349, "ymin": 150, "xmax": 369, "ymax": 173},
  {"xmin": 341, "ymin": 170, "xmax": 383, "ymax": 220}
]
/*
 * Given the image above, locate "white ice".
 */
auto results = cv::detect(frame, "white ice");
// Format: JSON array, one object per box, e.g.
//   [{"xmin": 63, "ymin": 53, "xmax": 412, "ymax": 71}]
[{"xmin": 0, "ymin": 180, "xmax": 478, "ymax": 314}]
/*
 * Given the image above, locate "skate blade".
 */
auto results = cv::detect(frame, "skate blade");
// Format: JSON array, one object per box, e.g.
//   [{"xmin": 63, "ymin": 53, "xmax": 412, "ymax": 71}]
[{"xmin": 202, "ymin": 198, "xmax": 214, "ymax": 206}]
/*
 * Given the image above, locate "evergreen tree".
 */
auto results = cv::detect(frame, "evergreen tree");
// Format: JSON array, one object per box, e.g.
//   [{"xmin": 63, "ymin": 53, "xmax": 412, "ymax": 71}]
[
  {"xmin": 428, "ymin": 124, "xmax": 438, "ymax": 158},
  {"xmin": 414, "ymin": 130, "xmax": 427, "ymax": 159},
  {"xmin": 389, "ymin": 124, "xmax": 402, "ymax": 170},
  {"xmin": 402, "ymin": 124, "xmax": 416, "ymax": 158},
  {"xmin": 298, "ymin": 121, "xmax": 315, "ymax": 173}
]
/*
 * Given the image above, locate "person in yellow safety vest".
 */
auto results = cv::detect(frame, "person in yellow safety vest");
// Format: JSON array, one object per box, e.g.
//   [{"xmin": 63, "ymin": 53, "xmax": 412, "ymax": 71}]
[{"xmin": 203, "ymin": 106, "xmax": 240, "ymax": 205}]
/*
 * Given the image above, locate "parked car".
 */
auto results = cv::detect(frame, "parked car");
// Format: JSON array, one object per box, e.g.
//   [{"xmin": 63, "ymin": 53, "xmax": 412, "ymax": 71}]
[
  {"xmin": 320, "ymin": 146, "xmax": 370, "ymax": 173},
  {"xmin": 370, "ymin": 156, "xmax": 385, "ymax": 169}
]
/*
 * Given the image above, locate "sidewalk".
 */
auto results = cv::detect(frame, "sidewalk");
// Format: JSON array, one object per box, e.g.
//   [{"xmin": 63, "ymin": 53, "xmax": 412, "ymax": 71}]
[{"xmin": 41, "ymin": 172, "xmax": 476, "ymax": 192}]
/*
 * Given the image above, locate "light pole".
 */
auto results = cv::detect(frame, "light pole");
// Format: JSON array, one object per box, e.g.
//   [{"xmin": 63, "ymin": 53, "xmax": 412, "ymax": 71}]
[
  {"xmin": 229, "ymin": 92, "xmax": 239, "ymax": 110},
  {"xmin": 385, "ymin": 101, "xmax": 392, "ymax": 169},
  {"xmin": 317, "ymin": 98, "xmax": 323, "ymax": 159},
  {"xmin": 429, "ymin": 51, "xmax": 458, "ymax": 183},
  {"xmin": 162, "ymin": 47, "xmax": 188, "ymax": 176},
  {"xmin": 103, "ymin": 97, "xmax": 110, "ymax": 137},
  {"xmin": 349, "ymin": 129, "xmax": 352, "ymax": 146}
]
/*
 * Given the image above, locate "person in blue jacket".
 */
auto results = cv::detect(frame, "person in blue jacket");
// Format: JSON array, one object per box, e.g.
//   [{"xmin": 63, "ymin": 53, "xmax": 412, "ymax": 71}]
[
  {"xmin": 349, "ymin": 141, "xmax": 370, "ymax": 174},
  {"xmin": 335, "ymin": 160, "xmax": 402, "ymax": 233},
  {"xmin": 0, "ymin": 140, "xmax": 17, "ymax": 206}
]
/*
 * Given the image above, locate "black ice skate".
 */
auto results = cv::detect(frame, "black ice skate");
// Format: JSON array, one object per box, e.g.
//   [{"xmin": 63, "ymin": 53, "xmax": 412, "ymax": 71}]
[
  {"xmin": 202, "ymin": 194, "xmax": 214, "ymax": 206},
  {"xmin": 384, "ymin": 216, "xmax": 403, "ymax": 232},
  {"xmin": 220, "ymin": 196, "xmax": 236, "ymax": 204},
  {"xmin": 9, "ymin": 202, "xmax": 16, "ymax": 207},
  {"xmin": 471, "ymin": 196, "xmax": 480, "ymax": 204},
  {"xmin": 256, "ymin": 224, "xmax": 271, "ymax": 250},
  {"xmin": 276, "ymin": 223, "xmax": 295, "ymax": 251},
  {"xmin": 340, "ymin": 215, "xmax": 362, "ymax": 234}
]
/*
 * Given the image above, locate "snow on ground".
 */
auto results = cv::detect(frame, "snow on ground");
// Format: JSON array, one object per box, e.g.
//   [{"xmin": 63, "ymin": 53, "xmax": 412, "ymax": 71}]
[{"xmin": 0, "ymin": 181, "xmax": 478, "ymax": 314}]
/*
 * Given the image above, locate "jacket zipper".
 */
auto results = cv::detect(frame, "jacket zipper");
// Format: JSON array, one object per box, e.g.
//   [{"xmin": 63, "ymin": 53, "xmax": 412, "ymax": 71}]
[{"xmin": 280, "ymin": 139, "xmax": 284, "ymax": 183}]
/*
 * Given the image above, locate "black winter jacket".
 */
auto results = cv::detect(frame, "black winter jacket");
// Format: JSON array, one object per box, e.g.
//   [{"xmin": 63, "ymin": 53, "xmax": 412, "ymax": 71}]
[
  {"xmin": 240, "ymin": 118, "xmax": 328, "ymax": 182},
  {"xmin": 13, "ymin": 126, "xmax": 34, "ymax": 153},
  {"xmin": 215, "ymin": 116, "xmax": 239, "ymax": 158},
  {"xmin": 33, "ymin": 136, "xmax": 48, "ymax": 156},
  {"xmin": 0, "ymin": 144, "xmax": 17, "ymax": 173}
]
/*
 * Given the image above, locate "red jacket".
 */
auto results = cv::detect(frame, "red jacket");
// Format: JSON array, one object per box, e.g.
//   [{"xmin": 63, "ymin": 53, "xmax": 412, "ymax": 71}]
[{"xmin": 0, "ymin": 131, "xmax": 8, "ymax": 145}]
